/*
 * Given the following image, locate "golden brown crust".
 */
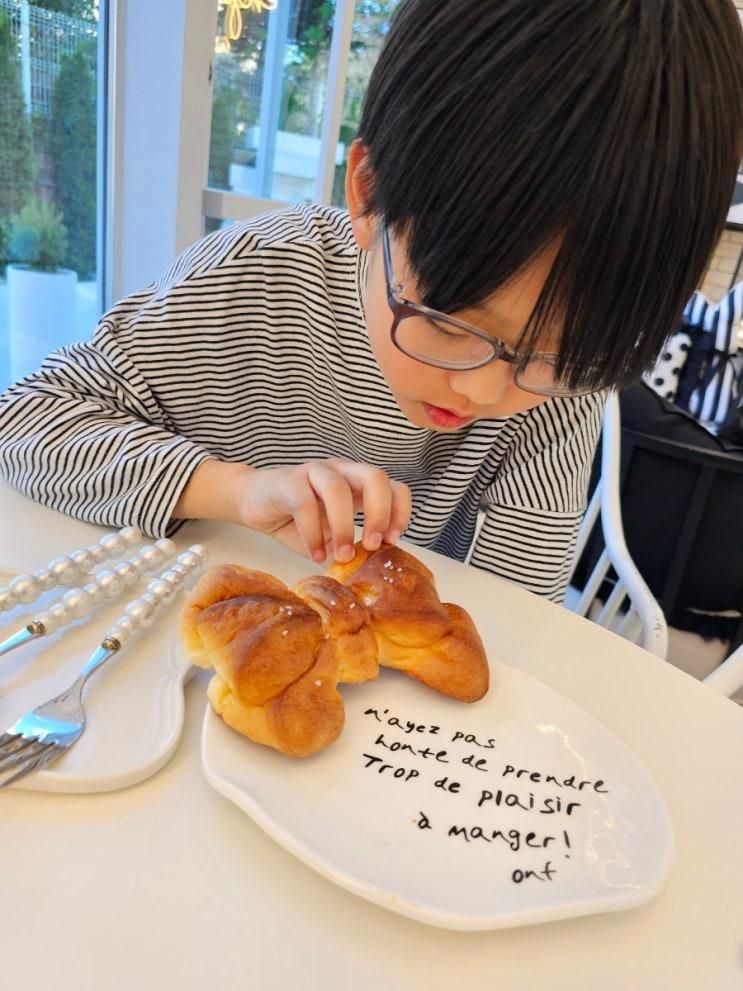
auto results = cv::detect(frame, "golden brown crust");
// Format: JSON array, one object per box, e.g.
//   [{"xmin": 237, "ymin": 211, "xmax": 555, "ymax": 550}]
[
  {"xmin": 293, "ymin": 575, "xmax": 379, "ymax": 684},
  {"xmin": 181, "ymin": 546, "xmax": 490, "ymax": 759},
  {"xmin": 207, "ymin": 638, "xmax": 344, "ymax": 758},
  {"xmin": 182, "ymin": 564, "xmax": 345, "ymax": 757},
  {"xmin": 181, "ymin": 564, "xmax": 295, "ymax": 669},
  {"xmin": 182, "ymin": 564, "xmax": 379, "ymax": 757},
  {"xmin": 326, "ymin": 543, "xmax": 489, "ymax": 702}
]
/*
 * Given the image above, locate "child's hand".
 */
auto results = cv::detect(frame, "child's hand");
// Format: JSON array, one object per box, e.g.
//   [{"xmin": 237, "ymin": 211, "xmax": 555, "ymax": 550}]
[{"xmin": 234, "ymin": 459, "xmax": 412, "ymax": 563}]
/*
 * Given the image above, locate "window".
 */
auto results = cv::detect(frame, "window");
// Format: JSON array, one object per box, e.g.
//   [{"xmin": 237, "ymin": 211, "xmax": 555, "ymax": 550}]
[
  {"xmin": 206, "ymin": 0, "xmax": 399, "ymax": 224},
  {"xmin": 0, "ymin": 0, "xmax": 106, "ymax": 388},
  {"xmin": 209, "ymin": 0, "xmax": 338, "ymax": 205},
  {"xmin": 333, "ymin": 0, "xmax": 399, "ymax": 207}
]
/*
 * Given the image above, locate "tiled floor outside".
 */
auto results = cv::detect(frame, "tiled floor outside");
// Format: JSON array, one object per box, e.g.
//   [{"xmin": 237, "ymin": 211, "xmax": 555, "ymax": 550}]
[{"xmin": 0, "ymin": 277, "xmax": 99, "ymax": 390}]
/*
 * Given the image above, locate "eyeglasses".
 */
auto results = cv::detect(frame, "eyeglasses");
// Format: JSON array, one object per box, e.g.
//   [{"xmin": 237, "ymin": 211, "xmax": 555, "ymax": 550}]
[{"xmin": 382, "ymin": 226, "xmax": 595, "ymax": 398}]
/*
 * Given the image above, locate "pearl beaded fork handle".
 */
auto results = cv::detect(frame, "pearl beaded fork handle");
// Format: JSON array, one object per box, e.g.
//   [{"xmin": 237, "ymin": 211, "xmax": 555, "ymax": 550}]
[
  {"xmin": 0, "ymin": 545, "xmax": 208, "ymax": 789},
  {"xmin": 0, "ymin": 526, "xmax": 143, "ymax": 615},
  {"xmin": 0, "ymin": 538, "xmax": 177, "ymax": 660}
]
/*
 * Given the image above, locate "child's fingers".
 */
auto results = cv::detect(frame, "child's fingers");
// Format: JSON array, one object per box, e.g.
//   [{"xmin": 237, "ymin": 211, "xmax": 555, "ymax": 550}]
[
  {"xmin": 328, "ymin": 461, "xmax": 393, "ymax": 550},
  {"xmin": 384, "ymin": 480, "xmax": 412, "ymax": 543},
  {"xmin": 306, "ymin": 463, "xmax": 356, "ymax": 562},
  {"xmin": 359, "ymin": 469, "xmax": 393, "ymax": 550},
  {"xmin": 287, "ymin": 480, "xmax": 327, "ymax": 563}
]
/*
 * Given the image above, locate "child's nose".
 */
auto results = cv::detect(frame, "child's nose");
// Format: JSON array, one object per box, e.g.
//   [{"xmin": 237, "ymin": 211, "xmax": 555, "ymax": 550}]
[{"xmin": 447, "ymin": 360, "xmax": 513, "ymax": 406}]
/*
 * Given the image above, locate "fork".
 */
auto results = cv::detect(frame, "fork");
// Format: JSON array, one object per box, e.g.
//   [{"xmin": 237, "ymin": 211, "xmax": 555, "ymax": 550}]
[{"xmin": 0, "ymin": 544, "xmax": 208, "ymax": 789}]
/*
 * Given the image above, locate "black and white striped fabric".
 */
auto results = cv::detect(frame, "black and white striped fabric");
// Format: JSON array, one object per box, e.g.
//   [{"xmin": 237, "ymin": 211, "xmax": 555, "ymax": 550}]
[
  {"xmin": 0, "ymin": 204, "xmax": 604, "ymax": 602},
  {"xmin": 675, "ymin": 286, "xmax": 743, "ymax": 426},
  {"xmin": 686, "ymin": 286, "xmax": 743, "ymax": 424}
]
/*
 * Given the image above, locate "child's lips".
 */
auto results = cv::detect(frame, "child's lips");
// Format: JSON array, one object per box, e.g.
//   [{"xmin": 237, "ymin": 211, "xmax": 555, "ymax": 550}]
[{"xmin": 422, "ymin": 402, "xmax": 474, "ymax": 429}]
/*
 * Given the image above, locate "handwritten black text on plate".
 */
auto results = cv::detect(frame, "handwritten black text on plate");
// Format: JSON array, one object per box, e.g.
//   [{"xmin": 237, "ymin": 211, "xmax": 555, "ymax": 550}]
[{"xmin": 362, "ymin": 706, "xmax": 611, "ymax": 886}]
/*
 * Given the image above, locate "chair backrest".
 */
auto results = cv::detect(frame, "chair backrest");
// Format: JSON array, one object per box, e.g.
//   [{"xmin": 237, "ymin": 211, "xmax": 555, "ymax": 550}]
[{"xmin": 567, "ymin": 393, "xmax": 669, "ymax": 659}]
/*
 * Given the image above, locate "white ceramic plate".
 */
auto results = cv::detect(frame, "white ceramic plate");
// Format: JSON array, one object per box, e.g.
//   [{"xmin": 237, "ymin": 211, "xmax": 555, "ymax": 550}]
[
  {"xmin": 0, "ymin": 567, "xmax": 192, "ymax": 793},
  {"xmin": 202, "ymin": 662, "xmax": 673, "ymax": 931}
]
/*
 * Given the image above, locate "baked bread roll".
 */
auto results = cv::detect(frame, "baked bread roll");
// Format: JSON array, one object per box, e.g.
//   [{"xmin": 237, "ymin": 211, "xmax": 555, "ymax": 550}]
[
  {"xmin": 326, "ymin": 543, "xmax": 489, "ymax": 702},
  {"xmin": 182, "ymin": 544, "xmax": 489, "ymax": 757},
  {"xmin": 182, "ymin": 564, "xmax": 377, "ymax": 757}
]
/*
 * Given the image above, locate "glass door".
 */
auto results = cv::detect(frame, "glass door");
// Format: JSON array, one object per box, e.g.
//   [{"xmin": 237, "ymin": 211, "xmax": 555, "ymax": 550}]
[{"xmin": 0, "ymin": 0, "xmax": 107, "ymax": 387}]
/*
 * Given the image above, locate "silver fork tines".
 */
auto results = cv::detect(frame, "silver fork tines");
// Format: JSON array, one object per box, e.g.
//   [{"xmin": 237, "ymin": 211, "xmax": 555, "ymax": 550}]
[
  {"xmin": 0, "ymin": 543, "xmax": 208, "ymax": 789},
  {"xmin": 0, "ymin": 658, "xmax": 100, "ymax": 788},
  {"xmin": 0, "ymin": 742, "xmax": 61, "ymax": 788}
]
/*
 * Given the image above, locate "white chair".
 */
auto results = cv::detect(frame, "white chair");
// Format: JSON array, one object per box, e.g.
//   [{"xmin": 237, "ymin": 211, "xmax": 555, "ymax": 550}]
[
  {"xmin": 565, "ymin": 392, "xmax": 669, "ymax": 659},
  {"xmin": 703, "ymin": 642, "xmax": 743, "ymax": 698}
]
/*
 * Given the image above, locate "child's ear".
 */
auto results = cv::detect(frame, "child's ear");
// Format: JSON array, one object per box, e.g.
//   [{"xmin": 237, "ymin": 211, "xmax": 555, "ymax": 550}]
[{"xmin": 345, "ymin": 140, "xmax": 376, "ymax": 249}]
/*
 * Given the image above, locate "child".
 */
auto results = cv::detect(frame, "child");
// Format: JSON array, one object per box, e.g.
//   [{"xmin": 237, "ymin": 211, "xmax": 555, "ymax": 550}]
[{"xmin": 1, "ymin": 0, "xmax": 741, "ymax": 603}]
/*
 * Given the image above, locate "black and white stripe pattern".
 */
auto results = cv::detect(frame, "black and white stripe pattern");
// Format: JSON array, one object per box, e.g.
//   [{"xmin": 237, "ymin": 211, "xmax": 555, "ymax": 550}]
[
  {"xmin": 684, "ymin": 286, "xmax": 743, "ymax": 425},
  {"xmin": 0, "ymin": 204, "xmax": 604, "ymax": 602}
]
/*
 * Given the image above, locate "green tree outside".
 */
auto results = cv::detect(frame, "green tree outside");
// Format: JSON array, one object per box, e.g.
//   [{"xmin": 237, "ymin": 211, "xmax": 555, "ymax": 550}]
[
  {"xmin": 0, "ymin": 13, "xmax": 36, "ymax": 233},
  {"xmin": 209, "ymin": 86, "xmax": 236, "ymax": 189},
  {"xmin": 49, "ymin": 43, "xmax": 96, "ymax": 276},
  {"xmin": 28, "ymin": 1, "xmax": 97, "ymax": 21}
]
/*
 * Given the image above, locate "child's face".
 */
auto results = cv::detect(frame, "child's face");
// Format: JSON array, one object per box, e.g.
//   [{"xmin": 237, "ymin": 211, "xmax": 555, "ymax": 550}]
[
  {"xmin": 346, "ymin": 144, "xmax": 561, "ymax": 432},
  {"xmin": 360, "ymin": 226, "xmax": 559, "ymax": 430}
]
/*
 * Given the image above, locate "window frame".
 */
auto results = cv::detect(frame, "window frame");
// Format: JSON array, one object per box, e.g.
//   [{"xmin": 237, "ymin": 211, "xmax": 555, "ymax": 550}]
[
  {"xmin": 107, "ymin": 0, "xmax": 362, "ymax": 302},
  {"xmin": 202, "ymin": 0, "xmax": 357, "ymax": 224}
]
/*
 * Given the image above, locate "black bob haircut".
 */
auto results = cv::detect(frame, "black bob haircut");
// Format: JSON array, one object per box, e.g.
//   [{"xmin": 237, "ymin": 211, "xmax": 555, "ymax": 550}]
[{"xmin": 357, "ymin": 0, "xmax": 743, "ymax": 392}]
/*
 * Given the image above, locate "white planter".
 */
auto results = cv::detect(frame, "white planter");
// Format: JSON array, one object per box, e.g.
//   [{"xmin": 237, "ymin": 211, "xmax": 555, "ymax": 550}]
[{"xmin": 7, "ymin": 264, "xmax": 78, "ymax": 381}]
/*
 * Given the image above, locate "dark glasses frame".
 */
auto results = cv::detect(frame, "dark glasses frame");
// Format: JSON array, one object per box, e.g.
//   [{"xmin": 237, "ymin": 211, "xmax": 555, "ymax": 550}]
[{"xmin": 381, "ymin": 225, "xmax": 593, "ymax": 398}]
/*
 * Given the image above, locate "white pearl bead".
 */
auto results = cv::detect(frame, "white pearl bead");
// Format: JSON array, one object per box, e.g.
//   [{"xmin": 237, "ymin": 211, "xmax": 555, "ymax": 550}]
[
  {"xmin": 176, "ymin": 551, "xmax": 201, "ymax": 570},
  {"xmin": 158, "ymin": 570, "xmax": 181, "ymax": 588},
  {"xmin": 140, "ymin": 591, "xmax": 160, "ymax": 609},
  {"xmin": 118, "ymin": 614, "xmax": 140, "ymax": 637},
  {"xmin": 88, "ymin": 543, "xmax": 109, "ymax": 564},
  {"xmin": 189, "ymin": 543, "xmax": 209, "ymax": 564},
  {"xmin": 114, "ymin": 561, "xmax": 139, "ymax": 586},
  {"xmin": 147, "ymin": 578, "xmax": 176, "ymax": 603},
  {"xmin": 108, "ymin": 614, "xmax": 139, "ymax": 645},
  {"xmin": 8, "ymin": 574, "xmax": 41, "ymax": 605},
  {"xmin": 127, "ymin": 555, "xmax": 148, "ymax": 576},
  {"xmin": 34, "ymin": 609, "xmax": 59, "ymax": 635},
  {"xmin": 107, "ymin": 623, "xmax": 130, "ymax": 646},
  {"xmin": 120, "ymin": 527, "xmax": 142, "ymax": 547},
  {"xmin": 70, "ymin": 548, "xmax": 96, "ymax": 572},
  {"xmin": 97, "ymin": 570, "xmax": 125, "ymax": 599},
  {"xmin": 118, "ymin": 612, "xmax": 142, "ymax": 636},
  {"xmin": 61, "ymin": 588, "xmax": 95, "ymax": 619},
  {"xmin": 49, "ymin": 556, "xmax": 79, "ymax": 585},
  {"xmin": 49, "ymin": 602, "xmax": 71, "ymax": 627},
  {"xmin": 100, "ymin": 532, "xmax": 128, "ymax": 557},
  {"xmin": 139, "ymin": 545, "xmax": 165, "ymax": 570},
  {"xmin": 155, "ymin": 538, "xmax": 176, "ymax": 560},
  {"xmin": 34, "ymin": 569, "xmax": 56, "ymax": 592},
  {"xmin": 0, "ymin": 591, "xmax": 15, "ymax": 612},
  {"xmin": 126, "ymin": 598, "xmax": 155, "ymax": 626},
  {"xmin": 83, "ymin": 581, "xmax": 106, "ymax": 605}
]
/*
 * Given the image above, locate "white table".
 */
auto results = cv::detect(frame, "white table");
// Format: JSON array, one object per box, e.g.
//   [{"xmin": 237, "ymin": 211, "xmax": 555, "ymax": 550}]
[{"xmin": 0, "ymin": 480, "xmax": 741, "ymax": 990}]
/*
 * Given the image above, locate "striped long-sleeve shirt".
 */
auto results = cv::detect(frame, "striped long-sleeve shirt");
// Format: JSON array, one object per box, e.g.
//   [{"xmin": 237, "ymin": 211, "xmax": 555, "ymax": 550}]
[{"xmin": 0, "ymin": 204, "xmax": 604, "ymax": 601}]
